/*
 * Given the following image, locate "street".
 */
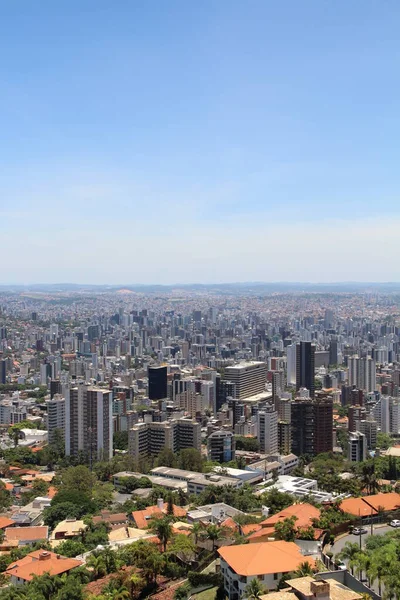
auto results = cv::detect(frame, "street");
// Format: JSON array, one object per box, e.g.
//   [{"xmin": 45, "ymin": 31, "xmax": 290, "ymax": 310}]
[{"xmin": 331, "ymin": 525, "xmax": 392, "ymax": 555}]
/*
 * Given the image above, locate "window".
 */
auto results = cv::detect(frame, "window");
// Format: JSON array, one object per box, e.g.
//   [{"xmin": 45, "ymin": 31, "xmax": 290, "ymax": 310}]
[
  {"xmin": 274, "ymin": 573, "xmax": 278, "ymax": 580},
  {"xmin": 258, "ymin": 575, "xmax": 263, "ymax": 581}
]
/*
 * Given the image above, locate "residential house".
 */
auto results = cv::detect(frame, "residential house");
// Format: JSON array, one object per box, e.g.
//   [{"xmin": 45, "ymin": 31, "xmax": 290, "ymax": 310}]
[
  {"xmin": 6, "ymin": 550, "xmax": 82, "ymax": 585},
  {"xmin": 131, "ymin": 499, "xmax": 186, "ymax": 529},
  {"xmin": 218, "ymin": 541, "xmax": 315, "ymax": 600},
  {"xmin": 248, "ymin": 503, "xmax": 323, "ymax": 543},
  {"xmin": 50, "ymin": 519, "xmax": 87, "ymax": 547},
  {"xmin": 4, "ymin": 526, "xmax": 48, "ymax": 547}
]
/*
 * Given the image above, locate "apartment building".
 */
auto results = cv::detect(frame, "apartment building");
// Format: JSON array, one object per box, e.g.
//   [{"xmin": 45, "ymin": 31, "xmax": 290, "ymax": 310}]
[
  {"xmin": 64, "ymin": 385, "xmax": 113, "ymax": 461},
  {"xmin": 46, "ymin": 395, "xmax": 65, "ymax": 444},
  {"xmin": 128, "ymin": 418, "xmax": 200, "ymax": 460},
  {"xmin": 223, "ymin": 362, "xmax": 267, "ymax": 400}
]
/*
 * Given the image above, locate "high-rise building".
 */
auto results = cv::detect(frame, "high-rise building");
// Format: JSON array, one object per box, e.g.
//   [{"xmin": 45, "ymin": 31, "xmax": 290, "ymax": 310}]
[
  {"xmin": 286, "ymin": 344, "xmax": 297, "ymax": 386},
  {"xmin": 296, "ymin": 342, "xmax": 315, "ymax": 398},
  {"xmin": 46, "ymin": 395, "xmax": 65, "ymax": 444},
  {"xmin": 0, "ymin": 360, "xmax": 6, "ymax": 385},
  {"xmin": 271, "ymin": 370, "xmax": 285, "ymax": 410},
  {"xmin": 257, "ymin": 408, "xmax": 278, "ymax": 454},
  {"xmin": 356, "ymin": 419, "xmax": 377, "ymax": 449},
  {"xmin": 223, "ymin": 362, "xmax": 267, "ymax": 400},
  {"xmin": 207, "ymin": 430, "xmax": 235, "ymax": 463},
  {"xmin": 348, "ymin": 431, "xmax": 367, "ymax": 462},
  {"xmin": 290, "ymin": 396, "xmax": 333, "ymax": 456},
  {"xmin": 128, "ymin": 418, "xmax": 201, "ymax": 460},
  {"xmin": 329, "ymin": 341, "xmax": 338, "ymax": 366},
  {"xmin": 148, "ymin": 366, "xmax": 168, "ymax": 400},
  {"xmin": 278, "ymin": 421, "xmax": 291, "ymax": 455},
  {"xmin": 348, "ymin": 405, "xmax": 367, "ymax": 432},
  {"xmin": 348, "ymin": 356, "xmax": 376, "ymax": 392},
  {"xmin": 64, "ymin": 385, "xmax": 113, "ymax": 461}
]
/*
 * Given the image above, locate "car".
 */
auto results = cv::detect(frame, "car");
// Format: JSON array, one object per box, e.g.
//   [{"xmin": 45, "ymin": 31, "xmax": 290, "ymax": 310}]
[
  {"xmin": 390, "ymin": 520, "xmax": 400, "ymax": 527},
  {"xmin": 352, "ymin": 527, "xmax": 367, "ymax": 535}
]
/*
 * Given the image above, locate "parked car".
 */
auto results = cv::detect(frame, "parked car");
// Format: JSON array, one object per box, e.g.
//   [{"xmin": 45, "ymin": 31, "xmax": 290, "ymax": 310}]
[
  {"xmin": 352, "ymin": 527, "xmax": 367, "ymax": 535},
  {"xmin": 390, "ymin": 520, "xmax": 400, "ymax": 527}
]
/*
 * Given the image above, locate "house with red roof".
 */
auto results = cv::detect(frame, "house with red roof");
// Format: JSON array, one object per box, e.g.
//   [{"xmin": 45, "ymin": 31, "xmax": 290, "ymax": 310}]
[{"xmin": 6, "ymin": 550, "xmax": 82, "ymax": 585}]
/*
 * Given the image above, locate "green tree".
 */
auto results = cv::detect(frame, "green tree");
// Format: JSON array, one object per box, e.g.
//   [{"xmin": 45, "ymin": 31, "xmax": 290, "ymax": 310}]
[
  {"xmin": 113, "ymin": 431, "xmax": 129, "ymax": 451},
  {"xmin": 244, "ymin": 577, "xmax": 267, "ymax": 599},
  {"xmin": 292, "ymin": 561, "xmax": 315, "ymax": 577},
  {"xmin": 55, "ymin": 539, "xmax": 86, "ymax": 558},
  {"xmin": 337, "ymin": 542, "xmax": 361, "ymax": 576},
  {"xmin": 205, "ymin": 524, "xmax": 222, "ymax": 552},
  {"xmin": 150, "ymin": 516, "xmax": 173, "ymax": 552},
  {"xmin": 43, "ymin": 502, "xmax": 80, "ymax": 529},
  {"xmin": 274, "ymin": 516, "xmax": 298, "ymax": 542},
  {"xmin": 58, "ymin": 465, "xmax": 97, "ymax": 496},
  {"xmin": 178, "ymin": 448, "xmax": 203, "ymax": 472},
  {"xmin": 8, "ymin": 426, "xmax": 20, "ymax": 448},
  {"xmin": 86, "ymin": 553, "xmax": 107, "ymax": 580}
]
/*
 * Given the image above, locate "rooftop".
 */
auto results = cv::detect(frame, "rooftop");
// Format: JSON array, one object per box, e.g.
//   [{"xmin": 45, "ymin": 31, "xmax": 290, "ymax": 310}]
[{"xmin": 218, "ymin": 541, "xmax": 315, "ymax": 576}]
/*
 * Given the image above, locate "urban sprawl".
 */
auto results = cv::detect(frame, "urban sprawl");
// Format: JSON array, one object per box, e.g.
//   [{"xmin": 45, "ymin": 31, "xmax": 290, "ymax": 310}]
[{"xmin": 0, "ymin": 288, "xmax": 399, "ymax": 600}]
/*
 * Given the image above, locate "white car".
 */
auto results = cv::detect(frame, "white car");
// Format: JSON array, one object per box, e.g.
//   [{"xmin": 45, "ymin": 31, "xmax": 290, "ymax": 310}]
[{"xmin": 390, "ymin": 520, "xmax": 400, "ymax": 527}]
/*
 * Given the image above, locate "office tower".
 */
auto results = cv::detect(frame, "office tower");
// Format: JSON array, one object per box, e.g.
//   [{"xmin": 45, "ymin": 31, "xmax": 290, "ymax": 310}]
[
  {"xmin": 0, "ymin": 327, "xmax": 6, "ymax": 340},
  {"xmin": 290, "ymin": 397, "xmax": 333, "ymax": 456},
  {"xmin": 286, "ymin": 344, "xmax": 297, "ymax": 386},
  {"xmin": 348, "ymin": 432, "xmax": 367, "ymax": 462},
  {"xmin": 128, "ymin": 418, "xmax": 201, "ymax": 460},
  {"xmin": 40, "ymin": 363, "xmax": 52, "ymax": 386},
  {"xmin": 348, "ymin": 356, "xmax": 376, "ymax": 392},
  {"xmin": 324, "ymin": 309, "xmax": 334, "ymax": 329},
  {"xmin": 271, "ymin": 370, "xmax": 285, "ymax": 410},
  {"xmin": 0, "ymin": 360, "xmax": 6, "ymax": 385},
  {"xmin": 296, "ymin": 342, "xmax": 315, "ymax": 398},
  {"xmin": 223, "ymin": 361, "xmax": 267, "ymax": 400},
  {"xmin": 290, "ymin": 400, "xmax": 315, "ymax": 456},
  {"xmin": 314, "ymin": 396, "xmax": 333, "ymax": 454},
  {"xmin": 356, "ymin": 419, "xmax": 377, "ymax": 449},
  {"xmin": 46, "ymin": 395, "xmax": 65, "ymax": 444},
  {"xmin": 148, "ymin": 365, "xmax": 168, "ymax": 400},
  {"xmin": 207, "ymin": 430, "xmax": 236, "ymax": 463},
  {"xmin": 372, "ymin": 395, "xmax": 391, "ymax": 433},
  {"xmin": 229, "ymin": 398, "xmax": 245, "ymax": 427},
  {"xmin": 329, "ymin": 340, "xmax": 338, "ymax": 366},
  {"xmin": 278, "ymin": 397, "xmax": 292, "ymax": 423},
  {"xmin": 50, "ymin": 380, "xmax": 62, "ymax": 399},
  {"xmin": 64, "ymin": 385, "xmax": 113, "ymax": 461},
  {"xmin": 216, "ymin": 377, "xmax": 236, "ymax": 412},
  {"xmin": 348, "ymin": 405, "xmax": 366, "ymax": 432},
  {"xmin": 257, "ymin": 408, "xmax": 278, "ymax": 454},
  {"xmin": 278, "ymin": 421, "xmax": 291, "ymax": 454}
]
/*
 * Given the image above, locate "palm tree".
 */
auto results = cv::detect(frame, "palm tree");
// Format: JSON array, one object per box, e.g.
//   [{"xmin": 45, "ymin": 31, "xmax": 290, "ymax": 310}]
[
  {"xmin": 205, "ymin": 524, "xmax": 221, "ymax": 552},
  {"xmin": 150, "ymin": 515, "xmax": 173, "ymax": 552},
  {"xmin": 125, "ymin": 573, "xmax": 144, "ymax": 600},
  {"xmin": 361, "ymin": 463, "xmax": 380, "ymax": 495},
  {"xmin": 292, "ymin": 561, "xmax": 315, "ymax": 578},
  {"xmin": 87, "ymin": 553, "xmax": 107, "ymax": 580},
  {"xmin": 337, "ymin": 542, "xmax": 360, "ymax": 576},
  {"xmin": 191, "ymin": 522, "xmax": 204, "ymax": 544},
  {"xmin": 244, "ymin": 577, "xmax": 267, "ymax": 599}
]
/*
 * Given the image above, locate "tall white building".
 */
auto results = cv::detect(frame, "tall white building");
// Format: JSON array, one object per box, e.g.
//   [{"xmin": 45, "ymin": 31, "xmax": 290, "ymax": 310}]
[
  {"xmin": 257, "ymin": 408, "xmax": 278, "ymax": 454},
  {"xmin": 348, "ymin": 431, "xmax": 367, "ymax": 462},
  {"xmin": 348, "ymin": 356, "xmax": 376, "ymax": 392},
  {"xmin": 223, "ymin": 362, "xmax": 267, "ymax": 400},
  {"xmin": 64, "ymin": 385, "xmax": 113, "ymax": 461},
  {"xmin": 286, "ymin": 344, "xmax": 297, "ymax": 386},
  {"xmin": 46, "ymin": 395, "xmax": 65, "ymax": 443}
]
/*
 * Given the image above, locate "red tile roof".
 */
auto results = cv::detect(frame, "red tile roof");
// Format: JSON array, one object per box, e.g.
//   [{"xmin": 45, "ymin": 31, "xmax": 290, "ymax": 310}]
[
  {"xmin": 6, "ymin": 550, "xmax": 82, "ymax": 582},
  {"xmin": 131, "ymin": 505, "xmax": 186, "ymax": 529}
]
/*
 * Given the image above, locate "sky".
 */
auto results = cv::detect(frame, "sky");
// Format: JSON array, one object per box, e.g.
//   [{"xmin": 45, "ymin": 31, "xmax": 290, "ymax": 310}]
[{"xmin": 1, "ymin": 1, "xmax": 400, "ymax": 284}]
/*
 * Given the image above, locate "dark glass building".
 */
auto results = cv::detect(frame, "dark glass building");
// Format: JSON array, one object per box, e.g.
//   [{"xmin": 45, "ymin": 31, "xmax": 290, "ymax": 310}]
[
  {"xmin": 148, "ymin": 365, "xmax": 168, "ymax": 400},
  {"xmin": 296, "ymin": 341, "xmax": 315, "ymax": 398}
]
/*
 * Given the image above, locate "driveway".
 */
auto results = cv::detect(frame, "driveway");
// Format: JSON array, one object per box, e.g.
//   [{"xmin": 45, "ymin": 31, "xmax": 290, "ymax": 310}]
[{"xmin": 331, "ymin": 525, "xmax": 393, "ymax": 556}]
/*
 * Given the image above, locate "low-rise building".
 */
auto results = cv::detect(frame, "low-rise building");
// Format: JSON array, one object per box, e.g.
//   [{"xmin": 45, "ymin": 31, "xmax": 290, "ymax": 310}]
[
  {"xmin": 6, "ymin": 550, "xmax": 82, "ymax": 585},
  {"xmin": 218, "ymin": 540, "xmax": 315, "ymax": 599}
]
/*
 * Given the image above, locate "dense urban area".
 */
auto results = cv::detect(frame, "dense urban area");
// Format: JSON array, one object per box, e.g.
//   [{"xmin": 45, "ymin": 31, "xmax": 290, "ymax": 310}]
[{"xmin": 0, "ymin": 286, "xmax": 400, "ymax": 600}]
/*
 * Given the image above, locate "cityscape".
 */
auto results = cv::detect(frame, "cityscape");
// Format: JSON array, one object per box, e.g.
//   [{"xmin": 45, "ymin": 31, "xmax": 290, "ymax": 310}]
[
  {"xmin": 2, "ymin": 1, "xmax": 400, "ymax": 600},
  {"xmin": 0, "ymin": 285, "xmax": 400, "ymax": 599}
]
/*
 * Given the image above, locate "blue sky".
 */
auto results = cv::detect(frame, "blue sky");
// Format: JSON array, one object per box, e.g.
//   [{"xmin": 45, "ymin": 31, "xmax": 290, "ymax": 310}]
[{"xmin": 1, "ymin": 1, "xmax": 400, "ymax": 284}]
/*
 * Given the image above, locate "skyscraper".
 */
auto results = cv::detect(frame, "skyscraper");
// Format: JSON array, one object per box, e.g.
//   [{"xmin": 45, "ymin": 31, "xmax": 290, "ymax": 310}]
[
  {"xmin": 207, "ymin": 430, "xmax": 236, "ymax": 463},
  {"xmin": 148, "ymin": 365, "xmax": 168, "ymax": 400},
  {"xmin": 0, "ymin": 360, "xmax": 6, "ymax": 385},
  {"xmin": 286, "ymin": 344, "xmax": 297, "ymax": 386},
  {"xmin": 257, "ymin": 407, "xmax": 278, "ymax": 454},
  {"xmin": 296, "ymin": 342, "xmax": 315, "ymax": 398},
  {"xmin": 64, "ymin": 385, "xmax": 113, "ymax": 461},
  {"xmin": 347, "ymin": 356, "xmax": 376, "ymax": 392},
  {"xmin": 290, "ymin": 396, "xmax": 333, "ymax": 456}
]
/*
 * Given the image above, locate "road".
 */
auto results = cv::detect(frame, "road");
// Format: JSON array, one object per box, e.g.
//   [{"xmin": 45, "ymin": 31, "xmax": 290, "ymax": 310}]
[{"xmin": 331, "ymin": 525, "xmax": 393, "ymax": 556}]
